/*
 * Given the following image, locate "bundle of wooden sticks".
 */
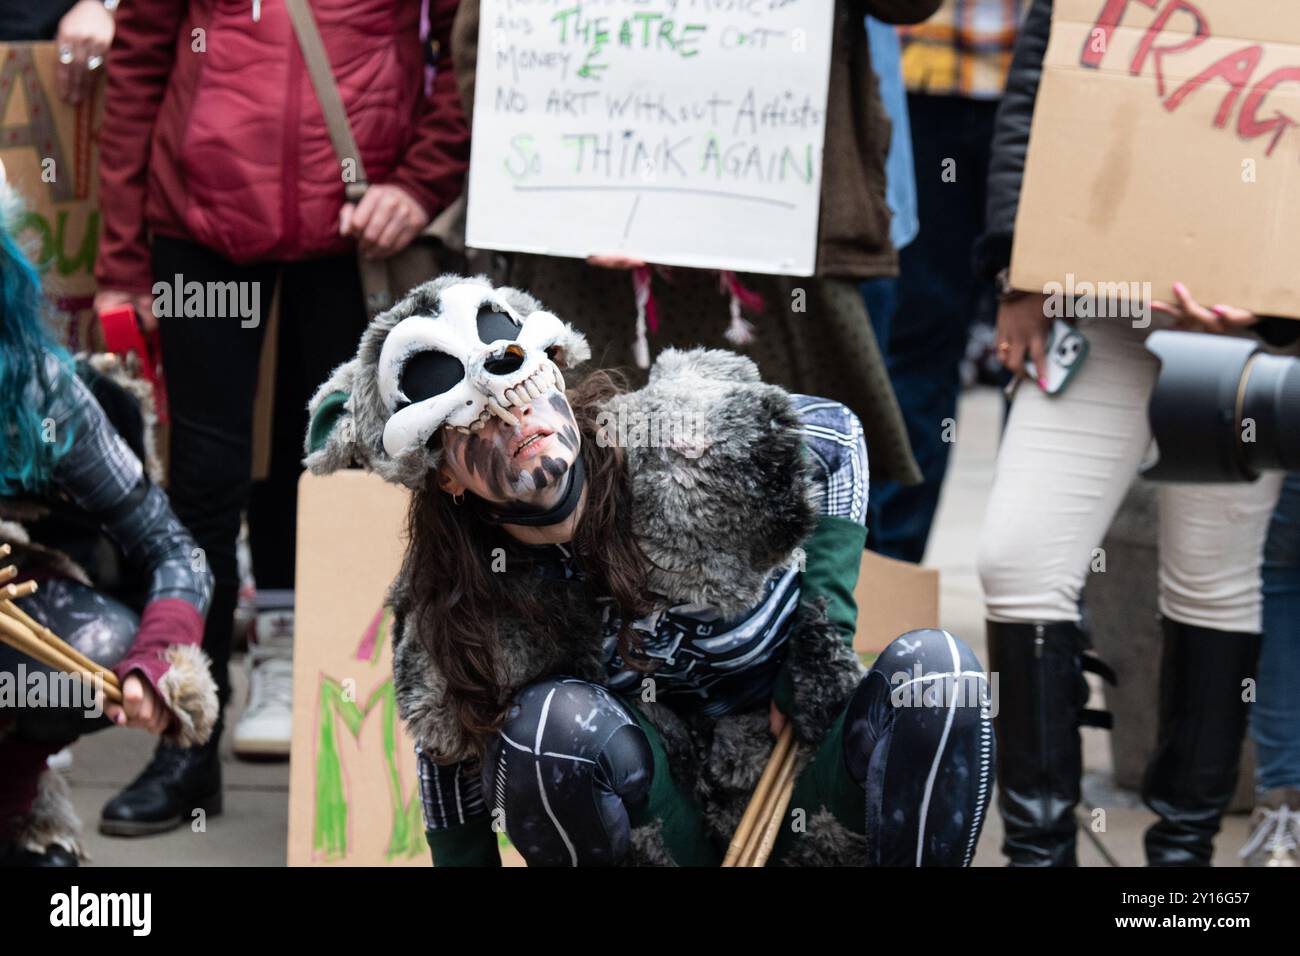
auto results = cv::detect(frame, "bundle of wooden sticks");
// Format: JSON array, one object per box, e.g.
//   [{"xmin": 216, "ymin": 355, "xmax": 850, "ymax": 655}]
[
  {"xmin": 0, "ymin": 543, "xmax": 122, "ymax": 704},
  {"xmin": 722, "ymin": 724, "xmax": 800, "ymax": 867}
]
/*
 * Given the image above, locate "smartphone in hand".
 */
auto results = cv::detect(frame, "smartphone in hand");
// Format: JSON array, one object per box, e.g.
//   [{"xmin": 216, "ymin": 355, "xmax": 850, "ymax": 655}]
[{"xmin": 1025, "ymin": 319, "xmax": 1089, "ymax": 396}]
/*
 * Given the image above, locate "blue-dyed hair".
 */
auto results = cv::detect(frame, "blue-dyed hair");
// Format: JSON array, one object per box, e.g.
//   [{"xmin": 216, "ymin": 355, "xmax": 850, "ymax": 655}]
[{"xmin": 0, "ymin": 189, "xmax": 74, "ymax": 494}]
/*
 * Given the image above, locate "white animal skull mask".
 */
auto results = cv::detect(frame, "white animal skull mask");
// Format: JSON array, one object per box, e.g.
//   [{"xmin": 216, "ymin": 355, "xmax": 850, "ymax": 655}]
[
  {"xmin": 304, "ymin": 275, "xmax": 591, "ymax": 489},
  {"xmin": 378, "ymin": 280, "xmax": 583, "ymax": 456}
]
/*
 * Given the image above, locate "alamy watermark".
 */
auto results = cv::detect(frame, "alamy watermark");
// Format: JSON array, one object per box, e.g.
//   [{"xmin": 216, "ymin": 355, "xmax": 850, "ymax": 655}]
[
  {"xmin": 889, "ymin": 662, "xmax": 999, "ymax": 719},
  {"xmin": 50, "ymin": 886, "xmax": 151, "ymax": 936},
  {"xmin": 152, "ymin": 274, "xmax": 262, "ymax": 328},
  {"xmin": 595, "ymin": 405, "xmax": 710, "ymax": 458},
  {"xmin": 1044, "ymin": 273, "xmax": 1152, "ymax": 329},
  {"xmin": 0, "ymin": 663, "xmax": 105, "ymax": 719}
]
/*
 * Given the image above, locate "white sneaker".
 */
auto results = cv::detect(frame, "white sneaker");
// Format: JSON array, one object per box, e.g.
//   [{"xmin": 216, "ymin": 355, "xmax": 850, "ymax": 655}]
[
  {"xmin": 233, "ymin": 610, "xmax": 294, "ymax": 759},
  {"xmin": 1240, "ymin": 787, "xmax": 1300, "ymax": 867}
]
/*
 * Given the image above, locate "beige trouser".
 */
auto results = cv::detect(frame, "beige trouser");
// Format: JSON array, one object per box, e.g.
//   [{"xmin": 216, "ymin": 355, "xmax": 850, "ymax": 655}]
[{"xmin": 978, "ymin": 317, "xmax": 1284, "ymax": 633}]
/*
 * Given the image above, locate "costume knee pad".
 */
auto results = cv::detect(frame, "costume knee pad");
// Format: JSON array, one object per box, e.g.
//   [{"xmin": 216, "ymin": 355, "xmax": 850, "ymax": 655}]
[
  {"xmin": 843, "ymin": 628, "xmax": 988, "ymax": 786},
  {"xmin": 844, "ymin": 629, "xmax": 996, "ymax": 865},
  {"xmin": 486, "ymin": 677, "xmax": 652, "ymax": 866}
]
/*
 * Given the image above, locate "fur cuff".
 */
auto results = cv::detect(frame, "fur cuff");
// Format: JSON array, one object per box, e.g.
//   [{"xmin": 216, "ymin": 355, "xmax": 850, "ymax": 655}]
[
  {"xmin": 156, "ymin": 644, "xmax": 219, "ymax": 747},
  {"xmin": 622, "ymin": 821, "xmax": 678, "ymax": 867},
  {"xmin": 783, "ymin": 601, "xmax": 865, "ymax": 747},
  {"xmin": 775, "ymin": 808, "xmax": 869, "ymax": 867},
  {"xmin": 12, "ymin": 769, "xmax": 88, "ymax": 862}
]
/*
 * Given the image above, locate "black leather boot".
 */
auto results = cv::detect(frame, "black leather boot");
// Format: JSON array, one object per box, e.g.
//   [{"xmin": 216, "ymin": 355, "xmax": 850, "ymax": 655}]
[
  {"xmin": 99, "ymin": 724, "xmax": 223, "ymax": 837},
  {"xmin": 987, "ymin": 621, "xmax": 1113, "ymax": 866},
  {"xmin": 1143, "ymin": 618, "xmax": 1261, "ymax": 867},
  {"xmin": 0, "ymin": 842, "xmax": 80, "ymax": 867}
]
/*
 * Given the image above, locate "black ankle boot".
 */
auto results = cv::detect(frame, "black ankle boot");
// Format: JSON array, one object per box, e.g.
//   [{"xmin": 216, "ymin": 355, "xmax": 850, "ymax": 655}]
[
  {"xmin": 99, "ymin": 725, "xmax": 223, "ymax": 837},
  {"xmin": 0, "ymin": 841, "xmax": 80, "ymax": 866},
  {"xmin": 987, "ymin": 621, "xmax": 1113, "ymax": 866},
  {"xmin": 1143, "ymin": 619, "xmax": 1260, "ymax": 867}
]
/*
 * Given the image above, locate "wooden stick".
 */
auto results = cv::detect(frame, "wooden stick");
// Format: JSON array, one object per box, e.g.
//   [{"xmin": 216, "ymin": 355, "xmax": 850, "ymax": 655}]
[
  {"xmin": 4, "ymin": 580, "xmax": 39, "ymax": 600},
  {"xmin": 738, "ymin": 740, "xmax": 798, "ymax": 867},
  {"xmin": 0, "ymin": 542, "xmax": 10, "ymax": 558},
  {"xmin": 0, "ymin": 614, "xmax": 122, "ymax": 705},
  {"xmin": 0, "ymin": 564, "xmax": 16, "ymax": 585},
  {"xmin": 0, "ymin": 598, "xmax": 119, "ymax": 690},
  {"xmin": 722, "ymin": 723, "xmax": 795, "ymax": 867},
  {"xmin": 747, "ymin": 746, "xmax": 799, "ymax": 867}
]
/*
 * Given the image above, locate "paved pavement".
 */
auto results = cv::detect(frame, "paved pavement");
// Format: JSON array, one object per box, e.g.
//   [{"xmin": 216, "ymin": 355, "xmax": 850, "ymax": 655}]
[{"xmin": 63, "ymin": 385, "xmax": 1252, "ymax": 866}]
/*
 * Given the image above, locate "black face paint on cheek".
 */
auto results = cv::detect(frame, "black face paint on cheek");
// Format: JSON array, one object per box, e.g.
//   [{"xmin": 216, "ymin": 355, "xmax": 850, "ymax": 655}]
[
  {"xmin": 547, "ymin": 393, "xmax": 570, "ymax": 417},
  {"xmin": 527, "ymin": 455, "xmax": 568, "ymax": 494},
  {"xmin": 460, "ymin": 429, "xmax": 522, "ymax": 500},
  {"xmin": 556, "ymin": 425, "xmax": 578, "ymax": 453},
  {"xmin": 462, "ymin": 432, "xmax": 487, "ymax": 479}
]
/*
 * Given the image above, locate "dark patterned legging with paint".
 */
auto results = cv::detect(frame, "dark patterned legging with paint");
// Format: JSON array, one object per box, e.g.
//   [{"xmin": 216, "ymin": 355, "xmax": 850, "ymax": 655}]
[
  {"xmin": 426, "ymin": 628, "xmax": 994, "ymax": 866},
  {"xmin": 0, "ymin": 576, "xmax": 137, "ymax": 744}
]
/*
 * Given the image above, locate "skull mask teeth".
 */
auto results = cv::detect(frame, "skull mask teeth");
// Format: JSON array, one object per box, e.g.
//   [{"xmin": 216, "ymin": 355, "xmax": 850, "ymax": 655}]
[{"xmin": 376, "ymin": 281, "xmax": 575, "ymax": 459}]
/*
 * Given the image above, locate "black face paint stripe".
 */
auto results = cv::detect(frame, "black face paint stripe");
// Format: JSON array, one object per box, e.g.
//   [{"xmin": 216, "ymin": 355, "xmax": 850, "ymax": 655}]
[
  {"xmin": 540, "ymin": 456, "xmax": 568, "ymax": 480},
  {"xmin": 556, "ymin": 426, "xmax": 577, "ymax": 452},
  {"xmin": 532, "ymin": 466, "xmax": 548, "ymax": 489},
  {"xmin": 548, "ymin": 393, "xmax": 570, "ymax": 416},
  {"xmin": 461, "ymin": 431, "xmax": 514, "ymax": 499},
  {"xmin": 464, "ymin": 432, "xmax": 485, "ymax": 478}
]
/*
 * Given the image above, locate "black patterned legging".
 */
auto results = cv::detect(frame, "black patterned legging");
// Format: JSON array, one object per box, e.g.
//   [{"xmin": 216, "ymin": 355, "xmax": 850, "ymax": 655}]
[
  {"xmin": 426, "ymin": 628, "xmax": 995, "ymax": 866},
  {"xmin": 0, "ymin": 576, "xmax": 137, "ymax": 743},
  {"xmin": 0, "ymin": 576, "xmax": 137, "ymax": 833}
]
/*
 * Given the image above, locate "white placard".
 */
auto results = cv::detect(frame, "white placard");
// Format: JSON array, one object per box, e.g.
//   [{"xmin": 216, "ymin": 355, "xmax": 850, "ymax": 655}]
[{"xmin": 466, "ymin": 0, "xmax": 836, "ymax": 276}]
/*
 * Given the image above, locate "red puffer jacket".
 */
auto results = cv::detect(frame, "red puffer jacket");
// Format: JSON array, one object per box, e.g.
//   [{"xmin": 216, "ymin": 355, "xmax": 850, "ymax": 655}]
[{"xmin": 96, "ymin": 0, "xmax": 469, "ymax": 294}]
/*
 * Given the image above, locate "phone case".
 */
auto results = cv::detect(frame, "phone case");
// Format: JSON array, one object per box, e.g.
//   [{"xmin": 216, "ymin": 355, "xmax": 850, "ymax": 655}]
[{"xmin": 1026, "ymin": 319, "xmax": 1089, "ymax": 396}]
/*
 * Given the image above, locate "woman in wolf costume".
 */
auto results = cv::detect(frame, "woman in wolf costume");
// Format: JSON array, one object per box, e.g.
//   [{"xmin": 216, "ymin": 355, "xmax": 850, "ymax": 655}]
[
  {"xmin": 0, "ymin": 172, "xmax": 218, "ymax": 865},
  {"xmin": 305, "ymin": 275, "xmax": 994, "ymax": 866}
]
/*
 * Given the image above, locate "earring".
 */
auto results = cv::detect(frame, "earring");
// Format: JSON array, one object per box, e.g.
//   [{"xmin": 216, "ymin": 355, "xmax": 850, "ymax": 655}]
[{"xmin": 452, "ymin": 492, "xmax": 464, "ymax": 506}]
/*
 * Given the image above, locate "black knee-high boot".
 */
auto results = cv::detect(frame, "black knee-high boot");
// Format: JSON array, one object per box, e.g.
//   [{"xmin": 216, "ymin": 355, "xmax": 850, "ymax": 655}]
[
  {"xmin": 987, "ymin": 621, "xmax": 1112, "ymax": 866},
  {"xmin": 1143, "ymin": 618, "xmax": 1261, "ymax": 867}
]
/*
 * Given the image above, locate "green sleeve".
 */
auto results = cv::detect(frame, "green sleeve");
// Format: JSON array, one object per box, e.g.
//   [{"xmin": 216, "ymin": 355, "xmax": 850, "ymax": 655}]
[
  {"xmin": 424, "ymin": 818, "xmax": 502, "ymax": 867},
  {"xmin": 799, "ymin": 513, "xmax": 867, "ymax": 644},
  {"xmin": 772, "ymin": 514, "xmax": 867, "ymax": 715}
]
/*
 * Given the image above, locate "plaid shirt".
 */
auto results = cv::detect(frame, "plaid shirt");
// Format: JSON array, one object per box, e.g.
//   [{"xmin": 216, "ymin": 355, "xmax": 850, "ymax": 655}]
[{"xmin": 899, "ymin": 0, "xmax": 1027, "ymax": 100}]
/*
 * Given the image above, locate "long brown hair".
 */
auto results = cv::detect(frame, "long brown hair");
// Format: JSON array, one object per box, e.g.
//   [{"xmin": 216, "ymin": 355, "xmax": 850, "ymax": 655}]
[{"xmin": 403, "ymin": 370, "xmax": 651, "ymax": 753}]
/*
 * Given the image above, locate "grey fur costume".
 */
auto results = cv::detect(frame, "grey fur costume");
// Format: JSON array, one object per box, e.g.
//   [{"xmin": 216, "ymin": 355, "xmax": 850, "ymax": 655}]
[{"xmin": 305, "ymin": 275, "xmax": 866, "ymax": 862}]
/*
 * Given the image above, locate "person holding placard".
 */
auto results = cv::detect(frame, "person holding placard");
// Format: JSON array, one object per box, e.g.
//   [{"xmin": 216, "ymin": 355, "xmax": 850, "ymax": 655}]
[{"xmin": 972, "ymin": 0, "xmax": 1292, "ymax": 867}]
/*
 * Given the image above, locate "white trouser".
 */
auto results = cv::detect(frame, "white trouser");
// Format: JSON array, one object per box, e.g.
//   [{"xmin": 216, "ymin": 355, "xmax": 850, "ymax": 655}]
[{"xmin": 977, "ymin": 317, "xmax": 1284, "ymax": 633}]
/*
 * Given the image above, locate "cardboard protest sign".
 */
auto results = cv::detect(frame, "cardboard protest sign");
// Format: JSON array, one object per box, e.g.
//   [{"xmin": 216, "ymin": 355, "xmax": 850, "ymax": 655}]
[
  {"xmin": 854, "ymin": 551, "xmax": 939, "ymax": 657},
  {"xmin": 1011, "ymin": 0, "xmax": 1300, "ymax": 320},
  {"xmin": 466, "ymin": 1, "xmax": 835, "ymax": 276},
  {"xmin": 288, "ymin": 470, "xmax": 525, "ymax": 866},
  {"xmin": 0, "ymin": 43, "xmax": 103, "ymax": 348}
]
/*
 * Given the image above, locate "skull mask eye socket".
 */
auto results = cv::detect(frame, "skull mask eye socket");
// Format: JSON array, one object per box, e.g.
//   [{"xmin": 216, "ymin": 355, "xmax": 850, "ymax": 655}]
[
  {"xmin": 399, "ymin": 350, "xmax": 465, "ymax": 405},
  {"xmin": 476, "ymin": 306, "xmax": 521, "ymax": 345}
]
